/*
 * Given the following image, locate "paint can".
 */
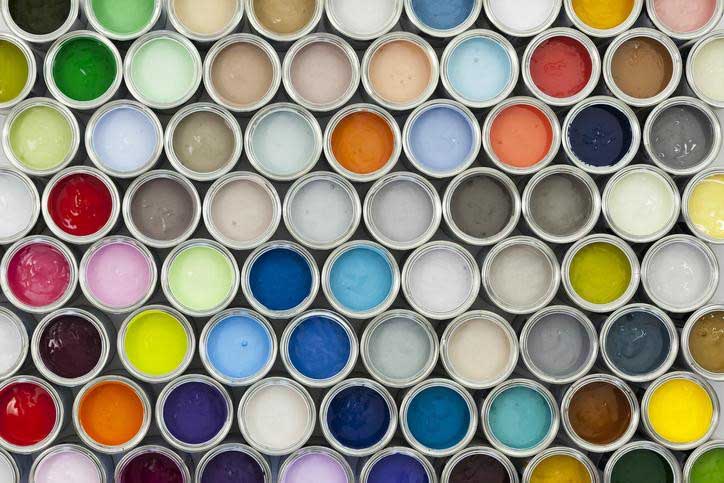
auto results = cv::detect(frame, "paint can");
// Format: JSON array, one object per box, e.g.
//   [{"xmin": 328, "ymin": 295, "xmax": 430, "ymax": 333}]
[
  {"xmin": 2, "ymin": 97, "xmax": 80, "ymax": 177},
  {"xmin": 562, "ymin": 234, "xmax": 640, "ymax": 313},
  {"xmin": 156, "ymin": 374, "xmax": 234, "ymax": 453},
  {"xmin": 482, "ymin": 236, "xmax": 560, "ymax": 315},
  {"xmin": 641, "ymin": 235, "xmax": 718, "ymax": 313},
  {"xmin": 31, "ymin": 307, "xmax": 112, "ymax": 387},
  {"xmin": 322, "ymin": 240, "xmax": 400, "ymax": 319},
  {"xmin": 282, "ymin": 33, "xmax": 360, "ymax": 112},
  {"xmin": 44, "ymin": 30, "xmax": 123, "ymax": 110},
  {"xmin": 167, "ymin": 0, "xmax": 243, "ymax": 43},
  {"xmin": 482, "ymin": 96, "xmax": 560, "ymax": 175},
  {"xmin": 42, "ymin": 166, "xmax": 120, "ymax": 245},
  {"xmin": 0, "ymin": 375, "xmax": 65, "ymax": 454},
  {"xmin": 241, "ymin": 241, "xmax": 320, "ymax": 319},
  {"xmin": 164, "ymin": 103, "xmax": 242, "ymax": 182},
  {"xmin": 0, "ymin": 307, "xmax": 28, "ymax": 382},
  {"xmin": 603, "ymin": 28, "xmax": 682, "ymax": 108},
  {"xmin": 440, "ymin": 29, "xmax": 519, "ymax": 109},
  {"xmin": 29, "ymin": 443, "xmax": 110, "ymax": 483},
  {"xmin": 442, "ymin": 446, "xmax": 518, "ymax": 483},
  {"xmin": 118, "ymin": 305, "xmax": 195, "ymax": 383},
  {"xmin": 278, "ymin": 446, "xmax": 354, "ymax": 483},
  {"xmin": 246, "ymin": 103, "xmax": 322, "ymax": 182},
  {"xmin": 682, "ymin": 168, "xmax": 724, "ymax": 244},
  {"xmin": 402, "ymin": 241, "xmax": 480, "ymax": 320},
  {"xmin": 162, "ymin": 239, "xmax": 239, "ymax": 318},
  {"xmin": 283, "ymin": 172, "xmax": 361, "ymax": 250},
  {"xmin": 522, "ymin": 165, "xmax": 600, "ymax": 244},
  {"xmin": 361, "ymin": 447, "xmax": 437, "ymax": 483},
  {"xmin": 363, "ymin": 171, "xmax": 441, "ymax": 250},
  {"xmin": 237, "ymin": 377, "xmax": 316, "ymax": 456},
  {"xmin": 199, "ymin": 308, "xmax": 276, "ymax": 387},
  {"xmin": 324, "ymin": 0, "xmax": 403, "ymax": 41},
  {"xmin": 73, "ymin": 375, "xmax": 151, "ymax": 454},
  {"xmin": 563, "ymin": 96, "xmax": 640, "ymax": 175},
  {"xmin": 443, "ymin": 168, "xmax": 521, "ymax": 246},
  {"xmin": 403, "ymin": 0, "xmax": 481, "ymax": 38},
  {"xmin": 204, "ymin": 172, "xmax": 281, "ymax": 251},
  {"xmin": 114, "ymin": 445, "xmax": 191, "ymax": 483},
  {"xmin": 194, "ymin": 443, "xmax": 271, "ymax": 483},
  {"xmin": 280, "ymin": 309, "xmax": 358, "ymax": 388},
  {"xmin": 244, "ymin": 0, "xmax": 323, "ymax": 42},
  {"xmin": 522, "ymin": 27, "xmax": 601, "ymax": 107},
  {"xmin": 0, "ymin": 168, "xmax": 40, "ymax": 245},
  {"xmin": 641, "ymin": 371, "xmax": 719, "ymax": 450},
  {"xmin": 602, "ymin": 165, "xmax": 679, "ymax": 243},
  {"xmin": 361, "ymin": 309, "xmax": 438, "ymax": 388},
  {"xmin": 79, "ymin": 236, "xmax": 157, "ymax": 314},
  {"xmin": 482, "ymin": 379, "xmax": 559, "ymax": 458},
  {"xmin": 403, "ymin": 99, "xmax": 481, "ymax": 178},
  {"xmin": 124, "ymin": 30, "xmax": 202, "ymax": 110},
  {"xmin": 1, "ymin": 0, "xmax": 80, "ymax": 44},
  {"xmin": 86, "ymin": 100, "xmax": 163, "ymax": 179},
  {"xmin": 400, "ymin": 378, "xmax": 477, "ymax": 457},
  {"xmin": 646, "ymin": 0, "xmax": 723, "ymax": 41},
  {"xmin": 681, "ymin": 305, "xmax": 724, "ymax": 381},
  {"xmin": 440, "ymin": 311, "xmax": 518, "ymax": 389},
  {"xmin": 0, "ymin": 235, "xmax": 78, "ymax": 314},
  {"xmin": 684, "ymin": 440, "xmax": 724, "ymax": 483},
  {"xmin": 0, "ymin": 33, "xmax": 37, "ymax": 111},
  {"xmin": 561, "ymin": 374, "xmax": 640, "ymax": 453},
  {"xmin": 687, "ymin": 31, "xmax": 724, "ymax": 108},
  {"xmin": 520, "ymin": 305, "xmax": 598, "ymax": 385},
  {"xmin": 83, "ymin": 0, "xmax": 163, "ymax": 41},
  {"xmin": 122, "ymin": 170, "xmax": 201, "ymax": 249},
  {"xmin": 599, "ymin": 303, "xmax": 678, "ymax": 383},
  {"xmin": 523, "ymin": 446, "xmax": 600, "ymax": 483},
  {"xmin": 325, "ymin": 103, "xmax": 401, "ymax": 182},
  {"xmin": 483, "ymin": 0, "xmax": 561, "ymax": 37},
  {"xmin": 604, "ymin": 440, "xmax": 681, "ymax": 483},
  {"xmin": 203, "ymin": 34, "xmax": 281, "ymax": 113},
  {"xmin": 362, "ymin": 32, "xmax": 439, "ymax": 111},
  {"xmin": 643, "ymin": 96, "xmax": 721, "ymax": 176},
  {"xmin": 564, "ymin": 0, "xmax": 642, "ymax": 38},
  {"xmin": 320, "ymin": 378, "xmax": 397, "ymax": 457}
]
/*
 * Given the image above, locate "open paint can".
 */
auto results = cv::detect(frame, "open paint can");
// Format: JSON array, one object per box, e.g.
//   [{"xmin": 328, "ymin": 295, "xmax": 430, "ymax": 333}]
[{"xmin": 361, "ymin": 447, "xmax": 437, "ymax": 483}]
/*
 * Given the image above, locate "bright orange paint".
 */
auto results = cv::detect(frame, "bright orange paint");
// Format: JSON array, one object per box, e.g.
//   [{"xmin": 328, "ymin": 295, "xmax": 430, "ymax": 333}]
[
  {"xmin": 331, "ymin": 111, "xmax": 395, "ymax": 175},
  {"xmin": 490, "ymin": 104, "xmax": 553, "ymax": 169},
  {"xmin": 78, "ymin": 380, "xmax": 145, "ymax": 447}
]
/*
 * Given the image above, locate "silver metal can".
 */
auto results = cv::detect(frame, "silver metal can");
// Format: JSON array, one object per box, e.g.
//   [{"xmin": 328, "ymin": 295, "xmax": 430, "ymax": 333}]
[
  {"xmin": 561, "ymin": 374, "xmax": 640, "ymax": 453},
  {"xmin": 522, "ymin": 28, "xmax": 601, "ymax": 107},
  {"xmin": 599, "ymin": 303, "xmax": 678, "ymax": 383},
  {"xmin": 321, "ymin": 240, "xmax": 400, "ymax": 319},
  {"xmin": 83, "ymin": 0, "xmax": 163, "ymax": 41},
  {"xmin": 442, "ymin": 446, "xmax": 518, "ymax": 483},
  {"xmin": 682, "ymin": 167, "xmax": 724, "ymax": 244},
  {"xmin": 156, "ymin": 374, "xmax": 233, "ymax": 453},
  {"xmin": 44, "ymin": 30, "xmax": 123, "ymax": 110},
  {"xmin": 73, "ymin": 375, "xmax": 152, "ymax": 454},
  {"xmin": 523, "ymin": 446, "xmax": 600, "ymax": 483},
  {"xmin": 244, "ymin": 0, "xmax": 323, "ymax": 42},
  {"xmin": 0, "ymin": 235, "xmax": 78, "ymax": 314},
  {"xmin": 362, "ymin": 32, "xmax": 439, "ymax": 111},
  {"xmin": 605, "ymin": 441, "xmax": 682, "ymax": 483},
  {"xmin": 483, "ymin": 0, "xmax": 561, "ymax": 37},
  {"xmin": 195, "ymin": 443, "xmax": 271, "ymax": 483},
  {"xmin": 399, "ymin": 378, "xmax": 477, "ymax": 458},
  {"xmin": 603, "ymin": 28, "xmax": 682, "ymax": 108},
  {"xmin": 167, "ymin": 0, "xmax": 243, "ymax": 42},
  {"xmin": 564, "ymin": 0, "xmax": 642, "ymax": 38},
  {"xmin": 403, "ymin": 0, "xmax": 481, "ymax": 38},
  {"xmin": 324, "ymin": 0, "xmax": 403, "ymax": 41},
  {"xmin": 362, "ymin": 447, "xmax": 437, "ymax": 483},
  {"xmin": 441, "ymin": 30, "xmax": 519, "ymax": 109},
  {"xmin": 481, "ymin": 378, "xmax": 560, "ymax": 458},
  {"xmin": 440, "ymin": 310, "xmax": 518, "ymax": 390},
  {"xmin": 319, "ymin": 378, "xmax": 397, "ymax": 457},
  {"xmin": 279, "ymin": 446, "xmax": 354, "ymax": 483},
  {"xmin": 115, "ymin": 445, "xmax": 191, "ymax": 483},
  {"xmin": 281, "ymin": 309, "xmax": 358, "ymax": 388},
  {"xmin": 563, "ymin": 96, "xmax": 640, "ymax": 175},
  {"xmin": 0, "ymin": 168, "xmax": 40, "ymax": 245},
  {"xmin": 2, "ymin": 97, "xmax": 80, "ymax": 177},
  {"xmin": 0, "ymin": 33, "xmax": 36, "ymax": 111},
  {"xmin": 31, "ymin": 307, "xmax": 112, "ymax": 387},
  {"xmin": 41, "ymin": 166, "xmax": 121, "ymax": 245},
  {"xmin": 0, "ymin": 447, "xmax": 20, "ymax": 483},
  {"xmin": 687, "ymin": 31, "xmax": 724, "ymax": 109},
  {"xmin": 1, "ymin": 0, "xmax": 80, "ymax": 44},
  {"xmin": 0, "ymin": 307, "xmax": 28, "ymax": 381},
  {"xmin": 684, "ymin": 440, "xmax": 724, "ymax": 482},
  {"xmin": 681, "ymin": 305, "xmax": 724, "ymax": 381},
  {"xmin": 29, "ymin": 443, "xmax": 110, "ymax": 483},
  {"xmin": 164, "ymin": 102, "xmax": 242, "ymax": 182},
  {"xmin": 522, "ymin": 165, "xmax": 600, "ymax": 245},
  {"xmin": 646, "ymin": 0, "xmax": 723, "ymax": 41}
]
